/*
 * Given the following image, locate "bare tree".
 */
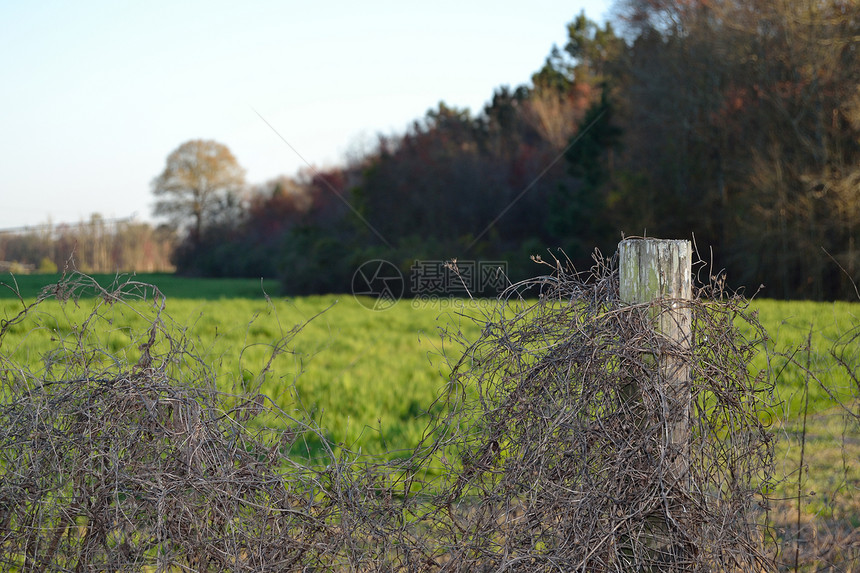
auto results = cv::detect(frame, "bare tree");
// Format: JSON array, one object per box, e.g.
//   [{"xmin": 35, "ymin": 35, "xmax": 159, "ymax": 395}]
[{"xmin": 152, "ymin": 139, "xmax": 246, "ymax": 241}]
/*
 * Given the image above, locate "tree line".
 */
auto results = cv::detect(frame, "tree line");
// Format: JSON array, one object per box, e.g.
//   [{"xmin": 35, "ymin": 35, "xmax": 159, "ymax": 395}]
[
  {"xmin": 4, "ymin": 2, "xmax": 854, "ymax": 298},
  {"xmin": 0, "ymin": 215, "xmax": 175, "ymax": 275},
  {"xmin": 156, "ymin": 0, "xmax": 858, "ymax": 299}
]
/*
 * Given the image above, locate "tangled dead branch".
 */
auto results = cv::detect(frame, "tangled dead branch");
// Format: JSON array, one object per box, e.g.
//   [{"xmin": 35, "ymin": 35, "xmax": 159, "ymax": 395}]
[
  {"xmin": 417, "ymin": 252, "xmax": 777, "ymax": 571},
  {"xmin": 0, "ymin": 256, "xmax": 778, "ymax": 571},
  {"xmin": 0, "ymin": 275, "xmax": 375, "ymax": 571}
]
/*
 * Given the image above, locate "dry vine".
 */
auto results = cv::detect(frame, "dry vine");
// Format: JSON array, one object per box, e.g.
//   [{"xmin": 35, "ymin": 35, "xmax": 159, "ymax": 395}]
[
  {"xmin": 0, "ymin": 275, "xmax": 382, "ymax": 571},
  {"xmin": 0, "ymin": 253, "xmax": 779, "ymax": 571},
  {"xmin": 413, "ymin": 251, "xmax": 777, "ymax": 571}
]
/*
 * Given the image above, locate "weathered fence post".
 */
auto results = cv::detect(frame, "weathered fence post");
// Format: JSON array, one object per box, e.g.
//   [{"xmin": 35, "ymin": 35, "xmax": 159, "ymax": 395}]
[
  {"xmin": 619, "ymin": 238, "xmax": 692, "ymax": 480},
  {"xmin": 619, "ymin": 238, "xmax": 693, "ymax": 565}
]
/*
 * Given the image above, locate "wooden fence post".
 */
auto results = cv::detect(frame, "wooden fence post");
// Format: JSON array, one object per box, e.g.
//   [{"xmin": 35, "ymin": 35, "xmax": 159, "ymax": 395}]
[
  {"xmin": 619, "ymin": 238, "xmax": 692, "ymax": 481},
  {"xmin": 619, "ymin": 238, "xmax": 693, "ymax": 565}
]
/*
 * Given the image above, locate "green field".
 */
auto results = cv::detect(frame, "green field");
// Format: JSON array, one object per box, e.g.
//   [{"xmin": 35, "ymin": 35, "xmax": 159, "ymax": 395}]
[
  {"xmin": 1, "ymin": 271, "xmax": 859, "ymax": 458},
  {"xmin": 750, "ymin": 299, "xmax": 860, "ymax": 416},
  {"xmin": 0, "ymin": 272, "xmax": 282, "ymax": 300},
  {"xmin": 0, "ymin": 272, "xmax": 489, "ymax": 458}
]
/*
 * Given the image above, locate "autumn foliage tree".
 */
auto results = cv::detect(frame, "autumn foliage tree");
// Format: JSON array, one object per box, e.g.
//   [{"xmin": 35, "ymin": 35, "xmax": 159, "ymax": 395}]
[{"xmin": 152, "ymin": 139, "xmax": 246, "ymax": 243}]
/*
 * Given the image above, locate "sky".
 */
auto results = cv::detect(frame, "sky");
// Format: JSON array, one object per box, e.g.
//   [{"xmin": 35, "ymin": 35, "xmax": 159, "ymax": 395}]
[{"xmin": 0, "ymin": 0, "xmax": 612, "ymax": 230}]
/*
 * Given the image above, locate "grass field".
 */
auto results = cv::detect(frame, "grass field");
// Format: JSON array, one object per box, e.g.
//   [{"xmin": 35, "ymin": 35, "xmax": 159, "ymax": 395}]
[
  {"xmin": 2, "ymin": 271, "xmax": 858, "ymax": 457},
  {"xmin": 0, "ymin": 272, "xmax": 489, "ymax": 457},
  {"xmin": 751, "ymin": 299, "xmax": 860, "ymax": 416},
  {"xmin": 0, "ymin": 272, "xmax": 282, "ymax": 300}
]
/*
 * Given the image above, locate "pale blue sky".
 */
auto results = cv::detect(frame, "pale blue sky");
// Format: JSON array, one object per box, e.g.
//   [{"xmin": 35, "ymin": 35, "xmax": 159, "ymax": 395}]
[{"xmin": 0, "ymin": 1, "xmax": 611, "ymax": 229}]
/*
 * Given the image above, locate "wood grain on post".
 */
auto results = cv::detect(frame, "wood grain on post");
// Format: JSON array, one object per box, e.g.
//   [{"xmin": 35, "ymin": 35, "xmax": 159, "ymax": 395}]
[{"xmin": 619, "ymin": 238, "xmax": 692, "ymax": 485}]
